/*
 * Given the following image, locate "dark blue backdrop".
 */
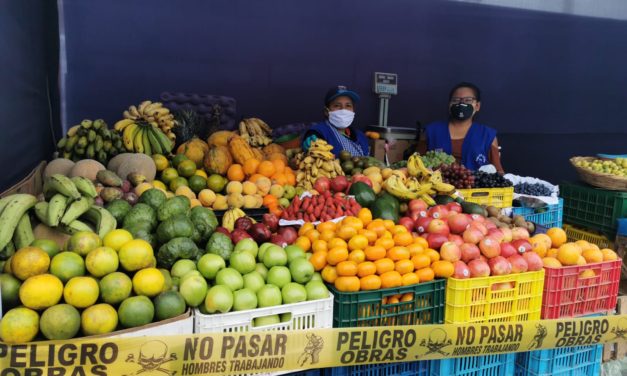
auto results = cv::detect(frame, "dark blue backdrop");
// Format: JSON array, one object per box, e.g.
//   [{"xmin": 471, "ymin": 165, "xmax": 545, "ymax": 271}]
[{"xmin": 57, "ymin": 1, "xmax": 627, "ymax": 183}]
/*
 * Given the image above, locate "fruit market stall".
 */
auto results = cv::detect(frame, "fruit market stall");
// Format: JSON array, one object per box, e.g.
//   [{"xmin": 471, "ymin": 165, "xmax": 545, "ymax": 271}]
[{"xmin": 0, "ymin": 104, "xmax": 625, "ymax": 376}]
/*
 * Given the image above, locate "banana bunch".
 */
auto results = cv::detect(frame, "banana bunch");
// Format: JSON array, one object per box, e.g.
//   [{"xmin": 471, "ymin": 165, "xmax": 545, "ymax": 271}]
[
  {"xmin": 122, "ymin": 101, "xmax": 176, "ymax": 142},
  {"xmin": 56, "ymin": 119, "xmax": 125, "ymax": 164},
  {"xmin": 383, "ymin": 153, "xmax": 457, "ymax": 203},
  {"xmin": 221, "ymin": 208, "xmax": 247, "ymax": 231},
  {"xmin": 35, "ymin": 175, "xmax": 116, "ymax": 237},
  {"xmin": 0, "ymin": 194, "xmax": 38, "ymax": 260},
  {"xmin": 239, "ymin": 118, "xmax": 273, "ymax": 147},
  {"xmin": 114, "ymin": 119, "xmax": 173, "ymax": 155},
  {"xmin": 295, "ymin": 140, "xmax": 344, "ymax": 190}
]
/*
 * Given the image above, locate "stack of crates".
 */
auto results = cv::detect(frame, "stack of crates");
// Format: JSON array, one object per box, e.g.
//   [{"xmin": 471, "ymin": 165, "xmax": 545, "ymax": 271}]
[
  {"xmin": 431, "ymin": 270, "xmax": 545, "ymax": 376},
  {"xmin": 511, "ymin": 198, "xmax": 564, "ymax": 229},
  {"xmin": 322, "ymin": 280, "xmax": 446, "ymax": 375}
]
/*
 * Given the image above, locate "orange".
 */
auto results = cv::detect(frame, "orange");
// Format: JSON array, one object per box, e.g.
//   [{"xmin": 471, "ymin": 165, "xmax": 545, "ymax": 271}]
[
  {"xmin": 424, "ymin": 249, "xmax": 441, "ymax": 263},
  {"xmin": 285, "ymin": 172, "xmax": 296, "ymax": 186},
  {"xmin": 367, "ymin": 220, "xmax": 386, "ymax": 237},
  {"xmin": 295, "ymin": 236, "xmax": 311, "ymax": 251},
  {"xmin": 411, "ymin": 254, "xmax": 432, "ymax": 270},
  {"xmin": 336, "ymin": 226, "xmax": 357, "ymax": 241},
  {"xmin": 263, "ymin": 194, "xmax": 279, "ymax": 207},
  {"xmin": 531, "ymin": 242, "xmax": 548, "ymax": 258},
  {"xmin": 547, "ymin": 227, "xmax": 567, "ymax": 248},
  {"xmin": 227, "ymin": 164, "xmax": 245, "ymax": 182},
  {"xmin": 312, "ymin": 239, "xmax": 328, "ymax": 254},
  {"xmin": 248, "ymin": 173, "xmax": 265, "ymax": 183},
  {"xmin": 321, "ymin": 265, "xmax": 338, "ymax": 283},
  {"xmin": 271, "ymin": 159, "xmax": 286, "ymax": 174},
  {"xmin": 298, "ymin": 223, "xmax": 315, "ymax": 236},
  {"xmin": 413, "ymin": 237, "xmax": 429, "ymax": 249},
  {"xmin": 334, "ymin": 276, "xmax": 360, "ymax": 292},
  {"xmin": 395, "ymin": 259, "xmax": 414, "ymax": 275},
  {"xmin": 357, "ymin": 261, "xmax": 377, "ymax": 277},
  {"xmin": 392, "ymin": 225, "xmax": 408, "ymax": 234},
  {"xmin": 575, "ymin": 240, "xmax": 592, "ymax": 252},
  {"xmin": 387, "ymin": 295, "xmax": 400, "ymax": 304},
  {"xmin": 359, "ymin": 229, "xmax": 378, "ymax": 245},
  {"xmin": 348, "ymin": 235, "xmax": 368, "ymax": 251},
  {"xmin": 243, "ymin": 159, "xmax": 261, "ymax": 176},
  {"xmin": 359, "ymin": 275, "xmax": 381, "ymax": 291},
  {"xmin": 381, "ymin": 231, "xmax": 393, "ymax": 239},
  {"xmin": 546, "ymin": 248, "xmax": 559, "ymax": 258},
  {"xmin": 530, "ymin": 234, "xmax": 552, "ymax": 250},
  {"xmin": 393, "ymin": 232, "xmax": 413, "ymax": 247},
  {"xmin": 336, "ymin": 261, "xmax": 358, "ymax": 276},
  {"xmin": 257, "ymin": 161, "xmax": 276, "ymax": 178},
  {"xmin": 601, "ymin": 248, "xmax": 618, "ymax": 261},
  {"xmin": 304, "ymin": 229, "xmax": 320, "ymax": 242},
  {"xmin": 319, "ymin": 230, "xmax": 337, "ymax": 242},
  {"xmin": 542, "ymin": 257, "xmax": 562, "ymax": 268},
  {"xmin": 401, "ymin": 272, "xmax": 420, "ymax": 286},
  {"xmin": 588, "ymin": 243, "xmax": 601, "ymax": 253},
  {"xmin": 328, "ymin": 238, "xmax": 348, "ymax": 250},
  {"xmin": 557, "ymin": 243, "xmax": 580, "ymax": 266},
  {"xmin": 309, "ymin": 251, "xmax": 327, "ymax": 271},
  {"xmin": 374, "ymin": 258, "xmax": 395, "ymax": 274},
  {"xmin": 375, "ymin": 237, "xmax": 395, "ymax": 250},
  {"xmin": 364, "ymin": 245, "xmax": 386, "ymax": 261},
  {"xmin": 401, "ymin": 293, "xmax": 414, "ymax": 302},
  {"xmin": 317, "ymin": 221, "xmax": 337, "ymax": 233},
  {"xmin": 380, "ymin": 271, "xmax": 402, "ymax": 288},
  {"xmin": 326, "ymin": 247, "xmax": 348, "ymax": 266},
  {"xmin": 582, "ymin": 248, "xmax": 603, "ymax": 263},
  {"xmin": 348, "ymin": 250, "xmax": 366, "ymax": 264},
  {"xmin": 271, "ymin": 173, "xmax": 288, "ymax": 186},
  {"xmin": 415, "ymin": 267, "xmax": 435, "ymax": 282},
  {"xmin": 342, "ymin": 217, "xmax": 364, "ymax": 232},
  {"xmin": 407, "ymin": 243, "xmax": 424, "ymax": 257},
  {"xmin": 431, "ymin": 260, "xmax": 454, "ymax": 278},
  {"xmin": 383, "ymin": 220, "xmax": 396, "ymax": 231},
  {"xmin": 358, "ymin": 208, "xmax": 372, "ymax": 226},
  {"xmin": 576, "ymin": 256, "xmax": 587, "ymax": 266},
  {"xmin": 387, "ymin": 246, "xmax": 410, "ymax": 261}
]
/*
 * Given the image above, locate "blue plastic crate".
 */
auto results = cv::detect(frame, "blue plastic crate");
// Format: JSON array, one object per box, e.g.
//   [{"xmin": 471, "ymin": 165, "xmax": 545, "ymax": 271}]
[
  {"xmin": 323, "ymin": 361, "xmax": 428, "ymax": 376},
  {"xmin": 286, "ymin": 370, "xmax": 321, "ymax": 376},
  {"xmin": 618, "ymin": 218, "xmax": 627, "ymax": 236},
  {"xmin": 515, "ymin": 344, "xmax": 602, "ymax": 376},
  {"xmin": 512, "ymin": 198, "xmax": 563, "ymax": 229},
  {"xmin": 430, "ymin": 354, "xmax": 515, "ymax": 376}
]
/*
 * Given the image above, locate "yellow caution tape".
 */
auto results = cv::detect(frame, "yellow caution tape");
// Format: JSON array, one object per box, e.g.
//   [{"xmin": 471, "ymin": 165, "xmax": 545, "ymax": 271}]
[{"xmin": 1, "ymin": 314, "xmax": 626, "ymax": 375}]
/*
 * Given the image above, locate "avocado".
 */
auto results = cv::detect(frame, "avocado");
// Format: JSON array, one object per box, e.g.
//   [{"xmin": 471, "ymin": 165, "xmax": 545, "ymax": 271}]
[
  {"xmin": 461, "ymin": 201, "xmax": 484, "ymax": 215},
  {"xmin": 434, "ymin": 195, "xmax": 455, "ymax": 205}
]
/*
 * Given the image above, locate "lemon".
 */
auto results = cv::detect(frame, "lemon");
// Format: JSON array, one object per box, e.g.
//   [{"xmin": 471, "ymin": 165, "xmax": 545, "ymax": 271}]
[
  {"xmin": 19, "ymin": 274, "xmax": 63, "ymax": 310},
  {"xmin": 81, "ymin": 304, "xmax": 118, "ymax": 336},
  {"xmin": 11, "ymin": 246, "xmax": 50, "ymax": 281},
  {"xmin": 133, "ymin": 268, "xmax": 165, "ymax": 297},
  {"xmin": 119, "ymin": 240, "xmax": 154, "ymax": 272},
  {"xmin": 152, "ymin": 154, "xmax": 169, "ymax": 171},
  {"xmin": 195, "ymin": 169, "xmax": 208, "ymax": 178},
  {"xmin": 0, "ymin": 307, "xmax": 39, "ymax": 343},
  {"xmin": 103, "ymin": 229, "xmax": 133, "ymax": 252},
  {"xmin": 64, "ymin": 276, "xmax": 100, "ymax": 308},
  {"xmin": 152, "ymin": 180, "xmax": 167, "ymax": 191}
]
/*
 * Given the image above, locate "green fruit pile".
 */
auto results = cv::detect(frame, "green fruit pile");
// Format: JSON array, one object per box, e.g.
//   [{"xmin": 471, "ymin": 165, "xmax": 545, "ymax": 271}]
[
  {"xmin": 421, "ymin": 150, "xmax": 455, "ymax": 169},
  {"xmin": 57, "ymin": 119, "xmax": 125, "ymax": 164},
  {"xmin": 575, "ymin": 158, "xmax": 627, "ymax": 177}
]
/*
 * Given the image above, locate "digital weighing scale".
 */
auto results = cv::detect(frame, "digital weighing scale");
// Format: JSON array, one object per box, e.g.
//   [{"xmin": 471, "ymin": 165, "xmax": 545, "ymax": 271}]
[{"xmin": 367, "ymin": 72, "xmax": 417, "ymax": 141}]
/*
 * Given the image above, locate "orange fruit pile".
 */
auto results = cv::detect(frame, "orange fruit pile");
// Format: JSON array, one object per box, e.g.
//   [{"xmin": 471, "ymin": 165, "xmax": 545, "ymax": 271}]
[
  {"xmin": 533, "ymin": 227, "xmax": 618, "ymax": 269},
  {"xmin": 299, "ymin": 209, "xmax": 450, "ymax": 292}
]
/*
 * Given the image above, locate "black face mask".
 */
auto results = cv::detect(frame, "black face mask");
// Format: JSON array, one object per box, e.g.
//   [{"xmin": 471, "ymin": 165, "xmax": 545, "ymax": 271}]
[{"xmin": 450, "ymin": 103, "xmax": 474, "ymax": 120}]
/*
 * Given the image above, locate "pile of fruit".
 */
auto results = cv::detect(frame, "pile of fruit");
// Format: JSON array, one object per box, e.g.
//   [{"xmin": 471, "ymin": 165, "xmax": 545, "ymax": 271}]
[
  {"xmin": 514, "ymin": 182, "xmax": 553, "ymax": 196},
  {"xmin": 472, "ymin": 171, "xmax": 513, "ymax": 188},
  {"xmin": 421, "ymin": 150, "xmax": 455, "ymax": 169},
  {"xmin": 119, "ymin": 100, "xmax": 177, "ymax": 143},
  {"xmin": 56, "ymin": 119, "xmax": 126, "ymax": 164},
  {"xmin": 238, "ymin": 118, "xmax": 273, "ymax": 147},
  {"xmin": 573, "ymin": 157, "xmax": 627, "ymax": 177},
  {"xmin": 338, "ymin": 150, "xmax": 384, "ymax": 176},
  {"xmin": 440, "ymin": 163, "xmax": 475, "ymax": 189},
  {"xmin": 280, "ymin": 190, "xmax": 361, "ymax": 223},
  {"xmin": 294, "ymin": 139, "xmax": 344, "ymax": 190}
]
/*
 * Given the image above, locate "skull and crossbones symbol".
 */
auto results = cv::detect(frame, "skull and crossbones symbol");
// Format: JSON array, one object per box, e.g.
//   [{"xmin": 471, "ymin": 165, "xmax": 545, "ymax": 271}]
[
  {"xmin": 610, "ymin": 318, "xmax": 627, "ymax": 341},
  {"xmin": 420, "ymin": 328, "xmax": 452, "ymax": 356},
  {"xmin": 124, "ymin": 340, "xmax": 178, "ymax": 376}
]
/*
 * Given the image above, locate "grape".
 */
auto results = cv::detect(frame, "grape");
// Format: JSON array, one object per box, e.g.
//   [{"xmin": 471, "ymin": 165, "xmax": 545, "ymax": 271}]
[
  {"xmin": 514, "ymin": 183, "xmax": 552, "ymax": 196},
  {"xmin": 472, "ymin": 171, "xmax": 513, "ymax": 189},
  {"xmin": 421, "ymin": 151, "xmax": 455, "ymax": 169},
  {"xmin": 439, "ymin": 163, "xmax": 475, "ymax": 189}
]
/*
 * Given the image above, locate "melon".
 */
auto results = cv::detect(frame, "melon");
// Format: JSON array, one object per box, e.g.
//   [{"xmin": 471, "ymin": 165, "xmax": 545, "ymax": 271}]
[
  {"xmin": 69, "ymin": 159, "xmax": 105, "ymax": 181},
  {"xmin": 44, "ymin": 159, "xmax": 75, "ymax": 178}
]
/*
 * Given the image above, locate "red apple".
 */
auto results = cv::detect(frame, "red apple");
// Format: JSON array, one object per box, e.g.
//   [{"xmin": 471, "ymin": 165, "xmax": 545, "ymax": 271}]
[
  {"xmin": 278, "ymin": 226, "xmax": 298, "ymax": 245},
  {"xmin": 448, "ymin": 234, "xmax": 464, "ymax": 247},
  {"xmin": 262, "ymin": 213, "xmax": 279, "ymax": 233},
  {"xmin": 440, "ymin": 241, "xmax": 461, "ymax": 262},
  {"xmin": 468, "ymin": 259, "xmax": 491, "ymax": 277},
  {"xmin": 234, "ymin": 217, "xmax": 254, "ymax": 232},
  {"xmin": 511, "ymin": 239, "xmax": 532, "ymax": 254},
  {"xmin": 523, "ymin": 252, "xmax": 543, "ymax": 271},
  {"xmin": 446, "ymin": 202, "xmax": 463, "ymax": 214},
  {"xmin": 448, "ymin": 213, "xmax": 471, "ymax": 235},
  {"xmin": 428, "ymin": 205, "xmax": 449, "ymax": 220},
  {"xmin": 461, "ymin": 243, "xmax": 481, "ymax": 263},
  {"xmin": 409, "ymin": 199, "xmax": 428, "ymax": 214},
  {"xmin": 453, "ymin": 261, "xmax": 471, "ymax": 279},
  {"xmin": 409, "ymin": 209, "xmax": 426, "ymax": 222},
  {"xmin": 270, "ymin": 233, "xmax": 287, "ymax": 247},
  {"xmin": 249, "ymin": 223, "xmax": 272, "ymax": 243},
  {"xmin": 463, "ymin": 228, "xmax": 484, "ymax": 245},
  {"xmin": 488, "ymin": 256, "xmax": 512, "ymax": 276},
  {"xmin": 488, "ymin": 228, "xmax": 504, "ymax": 242},
  {"xmin": 414, "ymin": 217, "xmax": 432, "ymax": 234},
  {"xmin": 314, "ymin": 177, "xmax": 331, "ymax": 193},
  {"xmin": 330, "ymin": 175, "xmax": 349, "ymax": 193},
  {"xmin": 351, "ymin": 174, "xmax": 373, "ymax": 188},
  {"xmin": 470, "ymin": 221, "xmax": 488, "ymax": 236},
  {"xmin": 215, "ymin": 226, "xmax": 231, "ymax": 236},
  {"xmin": 500, "ymin": 242, "xmax": 517, "ymax": 258},
  {"xmin": 511, "ymin": 227, "xmax": 530, "ymax": 240},
  {"xmin": 508, "ymin": 254, "xmax": 529, "ymax": 273},
  {"xmin": 470, "ymin": 214, "xmax": 486, "ymax": 223},
  {"xmin": 479, "ymin": 236, "xmax": 501, "ymax": 258},
  {"xmin": 427, "ymin": 219, "xmax": 450, "ymax": 236},
  {"xmin": 479, "ymin": 255, "xmax": 489, "ymax": 263},
  {"xmin": 398, "ymin": 217, "xmax": 415, "ymax": 232},
  {"xmin": 231, "ymin": 229, "xmax": 252, "ymax": 243},
  {"xmin": 500, "ymin": 227, "xmax": 513, "ymax": 243},
  {"xmin": 427, "ymin": 233, "xmax": 449, "ymax": 249},
  {"xmin": 485, "ymin": 221, "xmax": 497, "ymax": 231}
]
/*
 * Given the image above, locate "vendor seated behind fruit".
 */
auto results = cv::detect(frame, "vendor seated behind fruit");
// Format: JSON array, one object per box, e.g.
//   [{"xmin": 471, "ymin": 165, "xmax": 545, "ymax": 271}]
[
  {"xmin": 417, "ymin": 82, "xmax": 504, "ymax": 173},
  {"xmin": 301, "ymin": 86, "xmax": 370, "ymax": 157}
]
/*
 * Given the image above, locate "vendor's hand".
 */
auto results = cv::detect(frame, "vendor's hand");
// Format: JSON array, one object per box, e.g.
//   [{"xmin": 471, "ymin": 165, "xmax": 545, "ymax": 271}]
[{"xmin": 303, "ymin": 134, "xmax": 318, "ymax": 151}]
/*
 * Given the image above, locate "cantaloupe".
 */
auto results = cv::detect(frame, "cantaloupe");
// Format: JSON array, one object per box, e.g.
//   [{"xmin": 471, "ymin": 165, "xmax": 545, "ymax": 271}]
[
  {"xmin": 69, "ymin": 159, "xmax": 105, "ymax": 181},
  {"xmin": 44, "ymin": 159, "xmax": 75, "ymax": 178},
  {"xmin": 115, "ymin": 153, "xmax": 156, "ymax": 182},
  {"xmin": 107, "ymin": 153, "xmax": 134, "ymax": 173}
]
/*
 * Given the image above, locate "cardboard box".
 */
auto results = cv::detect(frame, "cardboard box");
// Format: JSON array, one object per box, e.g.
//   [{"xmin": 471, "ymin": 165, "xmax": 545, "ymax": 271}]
[
  {"xmin": 90, "ymin": 309, "xmax": 194, "ymax": 339},
  {"xmin": 369, "ymin": 139, "xmax": 413, "ymax": 164},
  {"xmin": 0, "ymin": 161, "xmax": 46, "ymax": 198}
]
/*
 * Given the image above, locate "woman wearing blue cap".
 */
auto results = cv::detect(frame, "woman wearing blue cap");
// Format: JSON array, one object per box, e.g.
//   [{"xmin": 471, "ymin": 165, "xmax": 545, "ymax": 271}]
[{"xmin": 301, "ymin": 86, "xmax": 370, "ymax": 157}]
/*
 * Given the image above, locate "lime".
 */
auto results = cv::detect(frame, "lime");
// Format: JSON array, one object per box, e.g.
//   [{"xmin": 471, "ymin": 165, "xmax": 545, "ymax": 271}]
[
  {"xmin": 188, "ymin": 175, "xmax": 207, "ymax": 193},
  {"xmin": 177, "ymin": 160, "xmax": 197, "ymax": 178},
  {"xmin": 103, "ymin": 229, "xmax": 133, "ymax": 251},
  {"xmin": 50, "ymin": 252, "xmax": 85, "ymax": 282},
  {"xmin": 207, "ymin": 174, "xmax": 227, "ymax": 193},
  {"xmin": 161, "ymin": 168, "xmax": 179, "ymax": 184},
  {"xmin": 205, "ymin": 285, "xmax": 234, "ymax": 313},
  {"xmin": 66, "ymin": 231, "xmax": 102, "ymax": 257},
  {"xmin": 85, "ymin": 247, "xmax": 119, "ymax": 277},
  {"xmin": 152, "ymin": 180, "xmax": 167, "ymax": 192},
  {"xmin": 31, "ymin": 239, "xmax": 60, "ymax": 258},
  {"xmin": 0, "ymin": 273, "xmax": 22, "ymax": 308},
  {"xmin": 99, "ymin": 272, "xmax": 132, "ymax": 304},
  {"xmin": 171, "ymin": 154, "xmax": 189, "ymax": 168},
  {"xmin": 153, "ymin": 290, "xmax": 186, "ymax": 320},
  {"xmin": 152, "ymin": 154, "xmax": 169, "ymax": 171},
  {"xmin": 81, "ymin": 304, "xmax": 118, "ymax": 336},
  {"xmin": 39, "ymin": 304, "xmax": 81, "ymax": 340},
  {"xmin": 169, "ymin": 177, "xmax": 189, "ymax": 192},
  {"xmin": 0, "ymin": 307, "xmax": 39, "ymax": 343},
  {"xmin": 118, "ymin": 296, "xmax": 154, "ymax": 328}
]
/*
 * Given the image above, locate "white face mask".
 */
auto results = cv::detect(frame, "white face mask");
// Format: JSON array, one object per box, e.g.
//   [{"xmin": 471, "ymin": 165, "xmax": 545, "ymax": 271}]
[{"xmin": 328, "ymin": 109, "xmax": 355, "ymax": 129}]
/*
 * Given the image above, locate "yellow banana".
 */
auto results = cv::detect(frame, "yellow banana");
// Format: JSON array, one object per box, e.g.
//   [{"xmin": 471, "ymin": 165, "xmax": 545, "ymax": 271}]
[
  {"xmin": 143, "ymin": 102, "xmax": 163, "ymax": 116},
  {"xmin": 67, "ymin": 125, "xmax": 80, "ymax": 137},
  {"xmin": 137, "ymin": 100, "xmax": 152, "ymax": 116},
  {"xmin": 420, "ymin": 194, "xmax": 436, "ymax": 206},
  {"xmin": 128, "ymin": 105, "xmax": 141, "ymax": 119},
  {"xmin": 433, "ymin": 181, "xmax": 456, "ymax": 194},
  {"xmin": 133, "ymin": 127, "xmax": 145, "ymax": 153},
  {"xmin": 123, "ymin": 123, "xmax": 139, "ymax": 150},
  {"xmin": 114, "ymin": 118, "xmax": 135, "ymax": 132}
]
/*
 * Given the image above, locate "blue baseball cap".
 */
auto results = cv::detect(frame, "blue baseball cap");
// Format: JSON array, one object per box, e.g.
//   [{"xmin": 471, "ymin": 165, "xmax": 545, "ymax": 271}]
[{"xmin": 324, "ymin": 85, "xmax": 360, "ymax": 106}]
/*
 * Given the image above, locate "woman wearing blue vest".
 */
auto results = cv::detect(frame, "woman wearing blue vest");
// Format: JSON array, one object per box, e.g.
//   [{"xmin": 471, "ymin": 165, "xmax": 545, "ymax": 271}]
[
  {"xmin": 420, "ymin": 82, "xmax": 504, "ymax": 173},
  {"xmin": 301, "ymin": 86, "xmax": 370, "ymax": 157}
]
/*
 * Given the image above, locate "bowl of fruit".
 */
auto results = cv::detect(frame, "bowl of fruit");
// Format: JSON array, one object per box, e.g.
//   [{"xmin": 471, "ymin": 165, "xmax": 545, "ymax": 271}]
[{"xmin": 570, "ymin": 156, "xmax": 627, "ymax": 190}]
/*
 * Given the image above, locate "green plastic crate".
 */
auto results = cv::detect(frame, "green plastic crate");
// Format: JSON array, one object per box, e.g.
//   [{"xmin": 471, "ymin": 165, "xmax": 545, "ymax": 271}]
[
  {"xmin": 327, "ymin": 279, "xmax": 445, "ymax": 328},
  {"xmin": 560, "ymin": 182, "xmax": 627, "ymax": 237}
]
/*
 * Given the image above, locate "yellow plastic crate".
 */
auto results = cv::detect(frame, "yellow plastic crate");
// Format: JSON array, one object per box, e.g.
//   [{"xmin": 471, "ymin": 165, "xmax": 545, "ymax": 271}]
[
  {"xmin": 563, "ymin": 224, "xmax": 614, "ymax": 249},
  {"xmin": 457, "ymin": 187, "xmax": 514, "ymax": 208},
  {"xmin": 445, "ymin": 270, "xmax": 545, "ymax": 324}
]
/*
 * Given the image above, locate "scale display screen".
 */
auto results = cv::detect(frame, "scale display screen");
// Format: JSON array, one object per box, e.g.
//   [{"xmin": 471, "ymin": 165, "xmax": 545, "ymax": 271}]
[{"xmin": 373, "ymin": 72, "xmax": 398, "ymax": 95}]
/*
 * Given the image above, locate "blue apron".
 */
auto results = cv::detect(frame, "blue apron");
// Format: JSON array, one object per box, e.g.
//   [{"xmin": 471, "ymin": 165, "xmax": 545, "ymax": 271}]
[
  {"xmin": 304, "ymin": 121, "xmax": 370, "ymax": 157},
  {"xmin": 425, "ymin": 121, "xmax": 496, "ymax": 170}
]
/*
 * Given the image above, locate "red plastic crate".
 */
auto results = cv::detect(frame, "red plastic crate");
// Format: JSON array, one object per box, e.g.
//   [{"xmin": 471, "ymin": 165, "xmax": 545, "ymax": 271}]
[{"xmin": 541, "ymin": 260, "xmax": 621, "ymax": 319}]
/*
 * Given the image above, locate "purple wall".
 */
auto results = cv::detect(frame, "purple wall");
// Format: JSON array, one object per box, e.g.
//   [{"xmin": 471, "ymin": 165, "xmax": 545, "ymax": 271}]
[{"xmin": 61, "ymin": 0, "xmax": 627, "ymax": 183}]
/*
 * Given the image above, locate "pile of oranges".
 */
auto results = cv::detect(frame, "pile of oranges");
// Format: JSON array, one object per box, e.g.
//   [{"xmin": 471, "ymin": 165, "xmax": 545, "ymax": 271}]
[
  {"xmin": 294, "ymin": 208, "xmax": 453, "ymax": 292},
  {"xmin": 532, "ymin": 227, "xmax": 618, "ymax": 268}
]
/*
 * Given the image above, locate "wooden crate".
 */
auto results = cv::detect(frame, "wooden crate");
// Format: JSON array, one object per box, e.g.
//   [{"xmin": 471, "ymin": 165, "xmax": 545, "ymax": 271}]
[{"xmin": 603, "ymin": 295, "xmax": 627, "ymax": 361}]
